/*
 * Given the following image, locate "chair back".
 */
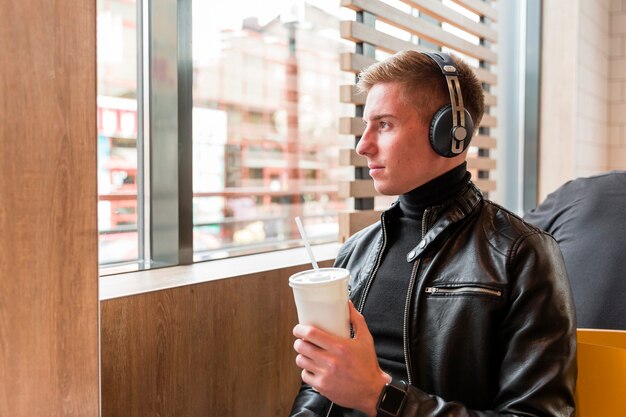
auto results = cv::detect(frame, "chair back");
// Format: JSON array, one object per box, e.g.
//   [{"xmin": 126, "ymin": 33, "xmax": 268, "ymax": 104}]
[{"xmin": 575, "ymin": 329, "xmax": 626, "ymax": 417}]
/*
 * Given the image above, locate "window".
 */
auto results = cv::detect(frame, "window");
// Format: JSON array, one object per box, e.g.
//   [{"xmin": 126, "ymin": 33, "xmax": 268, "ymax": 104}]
[
  {"xmin": 97, "ymin": 0, "xmax": 139, "ymax": 266},
  {"xmin": 97, "ymin": 0, "xmax": 353, "ymax": 272},
  {"xmin": 191, "ymin": 1, "xmax": 355, "ymax": 261}
]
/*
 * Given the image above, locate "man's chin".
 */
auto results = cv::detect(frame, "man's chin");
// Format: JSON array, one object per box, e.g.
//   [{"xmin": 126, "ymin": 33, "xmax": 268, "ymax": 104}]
[{"xmin": 373, "ymin": 183, "xmax": 397, "ymax": 196}]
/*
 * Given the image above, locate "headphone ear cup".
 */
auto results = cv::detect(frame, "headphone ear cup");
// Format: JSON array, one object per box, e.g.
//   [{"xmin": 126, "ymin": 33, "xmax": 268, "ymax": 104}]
[
  {"xmin": 429, "ymin": 105, "xmax": 454, "ymax": 157},
  {"xmin": 429, "ymin": 105, "xmax": 474, "ymax": 158}
]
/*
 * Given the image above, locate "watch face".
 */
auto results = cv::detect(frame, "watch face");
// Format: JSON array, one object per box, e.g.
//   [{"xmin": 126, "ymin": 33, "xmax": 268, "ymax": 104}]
[{"xmin": 379, "ymin": 384, "xmax": 406, "ymax": 415}]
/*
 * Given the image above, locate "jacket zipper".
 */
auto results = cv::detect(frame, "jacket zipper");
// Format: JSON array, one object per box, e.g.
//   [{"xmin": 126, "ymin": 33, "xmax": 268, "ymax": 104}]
[
  {"xmin": 402, "ymin": 208, "xmax": 429, "ymax": 386},
  {"xmin": 325, "ymin": 211, "xmax": 390, "ymax": 417},
  {"xmin": 402, "ymin": 260, "xmax": 419, "ymax": 386},
  {"xmin": 425, "ymin": 286, "xmax": 502, "ymax": 297},
  {"xmin": 356, "ymin": 211, "xmax": 389, "ymax": 313}
]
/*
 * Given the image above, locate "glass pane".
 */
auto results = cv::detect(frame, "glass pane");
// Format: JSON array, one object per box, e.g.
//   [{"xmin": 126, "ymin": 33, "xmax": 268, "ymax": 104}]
[
  {"xmin": 97, "ymin": 0, "xmax": 139, "ymax": 266},
  {"xmin": 192, "ymin": 0, "xmax": 353, "ymax": 261}
]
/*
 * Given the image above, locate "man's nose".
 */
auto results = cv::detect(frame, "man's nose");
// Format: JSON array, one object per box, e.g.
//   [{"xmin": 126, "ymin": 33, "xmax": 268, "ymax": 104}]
[{"xmin": 356, "ymin": 127, "xmax": 374, "ymax": 156}]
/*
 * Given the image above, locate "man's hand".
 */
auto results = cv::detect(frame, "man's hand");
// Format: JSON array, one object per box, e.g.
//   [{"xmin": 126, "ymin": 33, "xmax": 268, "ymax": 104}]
[{"xmin": 293, "ymin": 301, "xmax": 390, "ymax": 417}]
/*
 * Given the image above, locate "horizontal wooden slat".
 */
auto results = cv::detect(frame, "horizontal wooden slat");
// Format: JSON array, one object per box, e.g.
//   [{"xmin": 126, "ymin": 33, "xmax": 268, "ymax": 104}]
[
  {"xmin": 341, "ymin": 115, "xmax": 497, "ymax": 135},
  {"xmin": 340, "ymin": 117, "xmax": 364, "ymax": 136},
  {"xmin": 472, "ymin": 134, "xmax": 497, "ymax": 149},
  {"xmin": 340, "ymin": 52, "xmax": 497, "ymax": 86},
  {"xmin": 341, "ymin": 0, "xmax": 497, "ymax": 64},
  {"xmin": 339, "ymin": 180, "xmax": 378, "ymax": 198},
  {"xmin": 339, "ymin": 148, "xmax": 368, "ymax": 167},
  {"xmin": 339, "ymin": 168, "xmax": 495, "ymax": 192},
  {"xmin": 401, "ymin": 0, "xmax": 497, "ymax": 43},
  {"xmin": 340, "ymin": 84, "xmax": 366, "ymax": 105},
  {"xmin": 467, "ymin": 156, "xmax": 496, "ymax": 171},
  {"xmin": 341, "ymin": 146, "xmax": 496, "ymax": 166},
  {"xmin": 339, "ymin": 210, "xmax": 381, "ymax": 243},
  {"xmin": 474, "ymin": 66, "xmax": 498, "ymax": 86},
  {"xmin": 341, "ymin": 85, "xmax": 497, "ymax": 108},
  {"xmin": 450, "ymin": 0, "xmax": 498, "ymax": 22},
  {"xmin": 479, "ymin": 114, "xmax": 497, "ymax": 128},
  {"xmin": 341, "ymin": 147, "xmax": 496, "ymax": 170},
  {"xmin": 473, "ymin": 178, "xmax": 496, "ymax": 192},
  {"xmin": 341, "ymin": 20, "xmax": 429, "ymax": 57},
  {"xmin": 484, "ymin": 92, "xmax": 497, "ymax": 107},
  {"xmin": 341, "ymin": 52, "xmax": 377, "ymax": 74}
]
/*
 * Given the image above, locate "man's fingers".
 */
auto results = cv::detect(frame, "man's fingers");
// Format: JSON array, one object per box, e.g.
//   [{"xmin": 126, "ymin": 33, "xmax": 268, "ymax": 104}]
[
  {"xmin": 295, "ymin": 353, "xmax": 319, "ymax": 374},
  {"xmin": 301, "ymin": 369, "xmax": 318, "ymax": 389},
  {"xmin": 293, "ymin": 324, "xmax": 334, "ymax": 350},
  {"xmin": 293, "ymin": 338, "xmax": 323, "ymax": 358}
]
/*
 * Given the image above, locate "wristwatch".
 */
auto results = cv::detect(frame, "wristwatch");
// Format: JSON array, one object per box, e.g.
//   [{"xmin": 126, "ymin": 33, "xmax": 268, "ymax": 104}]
[{"xmin": 376, "ymin": 378, "xmax": 408, "ymax": 417}]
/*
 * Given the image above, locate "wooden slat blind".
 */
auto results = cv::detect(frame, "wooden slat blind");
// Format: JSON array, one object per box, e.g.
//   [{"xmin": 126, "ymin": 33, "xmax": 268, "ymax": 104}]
[
  {"xmin": 403, "ymin": 0, "xmax": 498, "ymax": 42},
  {"xmin": 341, "ymin": 0, "xmax": 497, "ymax": 62},
  {"xmin": 339, "ymin": 0, "xmax": 498, "ymax": 242},
  {"xmin": 451, "ymin": 0, "xmax": 498, "ymax": 22}
]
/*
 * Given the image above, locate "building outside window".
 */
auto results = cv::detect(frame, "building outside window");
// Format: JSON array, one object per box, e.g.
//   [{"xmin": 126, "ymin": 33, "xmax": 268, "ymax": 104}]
[{"xmin": 96, "ymin": 0, "xmax": 354, "ymax": 270}]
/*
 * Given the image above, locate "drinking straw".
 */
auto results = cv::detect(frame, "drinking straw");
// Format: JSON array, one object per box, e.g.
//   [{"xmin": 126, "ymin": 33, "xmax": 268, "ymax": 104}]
[{"xmin": 295, "ymin": 216, "xmax": 319, "ymax": 270}]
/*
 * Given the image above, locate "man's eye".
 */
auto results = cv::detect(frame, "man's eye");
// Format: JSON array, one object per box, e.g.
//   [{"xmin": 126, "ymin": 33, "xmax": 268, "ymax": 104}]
[{"xmin": 380, "ymin": 121, "xmax": 389, "ymax": 129}]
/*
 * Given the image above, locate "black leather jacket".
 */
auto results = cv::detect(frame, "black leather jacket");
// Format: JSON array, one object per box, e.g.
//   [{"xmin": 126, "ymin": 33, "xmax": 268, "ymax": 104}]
[{"xmin": 290, "ymin": 182, "xmax": 577, "ymax": 417}]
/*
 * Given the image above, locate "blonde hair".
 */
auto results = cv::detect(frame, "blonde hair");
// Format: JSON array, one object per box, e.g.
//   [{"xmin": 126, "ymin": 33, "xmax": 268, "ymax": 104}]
[{"xmin": 357, "ymin": 50, "xmax": 484, "ymax": 127}]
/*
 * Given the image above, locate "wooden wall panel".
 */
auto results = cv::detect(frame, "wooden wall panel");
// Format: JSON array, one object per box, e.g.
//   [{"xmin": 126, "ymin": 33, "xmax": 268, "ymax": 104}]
[
  {"xmin": 100, "ymin": 259, "xmax": 333, "ymax": 417},
  {"xmin": 0, "ymin": 1, "xmax": 99, "ymax": 417}
]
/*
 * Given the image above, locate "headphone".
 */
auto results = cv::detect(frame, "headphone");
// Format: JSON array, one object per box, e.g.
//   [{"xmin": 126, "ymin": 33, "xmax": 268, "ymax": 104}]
[{"xmin": 421, "ymin": 52, "xmax": 474, "ymax": 158}]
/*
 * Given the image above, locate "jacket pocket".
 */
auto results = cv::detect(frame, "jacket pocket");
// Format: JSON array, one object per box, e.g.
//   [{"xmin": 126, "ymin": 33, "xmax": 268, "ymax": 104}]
[{"xmin": 425, "ymin": 284, "xmax": 502, "ymax": 298}]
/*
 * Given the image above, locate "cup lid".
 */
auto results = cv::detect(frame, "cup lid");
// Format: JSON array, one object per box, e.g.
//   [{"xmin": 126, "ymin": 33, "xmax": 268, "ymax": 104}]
[{"xmin": 288, "ymin": 267, "xmax": 349, "ymax": 287}]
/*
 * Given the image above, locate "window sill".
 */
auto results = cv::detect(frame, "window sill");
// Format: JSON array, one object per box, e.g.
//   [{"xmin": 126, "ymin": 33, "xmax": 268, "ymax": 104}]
[{"xmin": 99, "ymin": 242, "xmax": 341, "ymax": 301}]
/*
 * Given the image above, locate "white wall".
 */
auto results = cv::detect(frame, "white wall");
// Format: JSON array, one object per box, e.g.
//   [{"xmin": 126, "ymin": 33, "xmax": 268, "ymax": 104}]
[
  {"xmin": 539, "ymin": 0, "xmax": 580, "ymax": 200},
  {"xmin": 575, "ymin": 0, "xmax": 610, "ymax": 177},
  {"xmin": 609, "ymin": 0, "xmax": 626, "ymax": 168},
  {"xmin": 539, "ymin": 0, "xmax": 626, "ymax": 201}
]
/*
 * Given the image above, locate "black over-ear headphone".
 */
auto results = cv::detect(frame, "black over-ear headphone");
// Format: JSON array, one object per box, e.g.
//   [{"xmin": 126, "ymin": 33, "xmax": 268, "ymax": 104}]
[{"xmin": 421, "ymin": 52, "xmax": 474, "ymax": 158}]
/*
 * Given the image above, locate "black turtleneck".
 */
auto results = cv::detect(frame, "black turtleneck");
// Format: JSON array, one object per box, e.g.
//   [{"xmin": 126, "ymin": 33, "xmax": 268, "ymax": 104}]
[{"xmin": 361, "ymin": 162, "xmax": 470, "ymax": 381}]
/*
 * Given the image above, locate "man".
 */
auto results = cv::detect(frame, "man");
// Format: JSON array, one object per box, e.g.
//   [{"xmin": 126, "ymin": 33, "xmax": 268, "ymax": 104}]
[
  {"xmin": 289, "ymin": 50, "xmax": 577, "ymax": 417},
  {"xmin": 524, "ymin": 171, "xmax": 626, "ymax": 330}
]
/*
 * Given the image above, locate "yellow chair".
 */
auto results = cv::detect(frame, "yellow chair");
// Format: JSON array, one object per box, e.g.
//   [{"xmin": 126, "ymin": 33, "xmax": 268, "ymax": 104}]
[{"xmin": 575, "ymin": 329, "xmax": 626, "ymax": 417}]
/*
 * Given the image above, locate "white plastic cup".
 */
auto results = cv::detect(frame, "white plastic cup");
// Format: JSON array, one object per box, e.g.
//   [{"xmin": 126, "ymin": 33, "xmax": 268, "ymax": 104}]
[{"xmin": 289, "ymin": 267, "xmax": 351, "ymax": 339}]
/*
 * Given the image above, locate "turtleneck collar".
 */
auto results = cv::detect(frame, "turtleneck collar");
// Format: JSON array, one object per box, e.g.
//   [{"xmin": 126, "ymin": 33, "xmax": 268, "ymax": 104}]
[{"xmin": 398, "ymin": 162, "xmax": 470, "ymax": 219}]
